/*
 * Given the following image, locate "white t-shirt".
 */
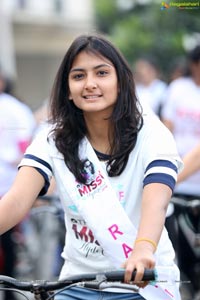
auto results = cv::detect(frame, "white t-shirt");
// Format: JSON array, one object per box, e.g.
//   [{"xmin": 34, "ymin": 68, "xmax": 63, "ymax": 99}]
[
  {"xmin": 0, "ymin": 93, "xmax": 36, "ymax": 195},
  {"xmin": 162, "ymin": 77, "xmax": 200, "ymax": 196},
  {"xmin": 19, "ymin": 105, "xmax": 183, "ymax": 279}
]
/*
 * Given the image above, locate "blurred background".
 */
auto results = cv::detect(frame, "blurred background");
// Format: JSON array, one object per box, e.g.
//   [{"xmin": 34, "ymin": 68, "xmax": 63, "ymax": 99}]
[
  {"xmin": 0, "ymin": 0, "xmax": 94, "ymax": 110},
  {"xmin": 1, "ymin": 0, "xmax": 200, "ymax": 111}
]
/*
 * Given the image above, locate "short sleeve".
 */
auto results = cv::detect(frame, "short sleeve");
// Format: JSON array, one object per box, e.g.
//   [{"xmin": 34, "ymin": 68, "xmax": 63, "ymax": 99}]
[
  {"xmin": 18, "ymin": 124, "xmax": 53, "ymax": 195},
  {"xmin": 140, "ymin": 110, "xmax": 183, "ymax": 191}
]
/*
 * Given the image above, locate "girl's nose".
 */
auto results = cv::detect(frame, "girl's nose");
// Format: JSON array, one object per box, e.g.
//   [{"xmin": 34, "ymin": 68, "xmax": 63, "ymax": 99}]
[{"xmin": 84, "ymin": 76, "xmax": 97, "ymax": 89}]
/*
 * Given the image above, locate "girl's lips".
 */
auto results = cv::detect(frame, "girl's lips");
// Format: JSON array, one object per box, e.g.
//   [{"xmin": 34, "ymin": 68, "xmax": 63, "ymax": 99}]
[{"xmin": 83, "ymin": 95, "xmax": 102, "ymax": 99}]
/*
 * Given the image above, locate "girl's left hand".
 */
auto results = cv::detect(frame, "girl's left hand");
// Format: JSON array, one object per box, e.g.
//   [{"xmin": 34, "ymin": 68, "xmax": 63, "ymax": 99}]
[{"xmin": 122, "ymin": 242, "xmax": 155, "ymax": 288}]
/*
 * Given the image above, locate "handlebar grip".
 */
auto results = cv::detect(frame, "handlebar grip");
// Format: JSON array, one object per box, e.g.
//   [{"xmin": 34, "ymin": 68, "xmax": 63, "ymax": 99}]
[
  {"xmin": 103, "ymin": 268, "xmax": 156, "ymax": 282},
  {"xmin": 140, "ymin": 268, "xmax": 156, "ymax": 281},
  {"xmin": 83, "ymin": 269, "xmax": 155, "ymax": 289}
]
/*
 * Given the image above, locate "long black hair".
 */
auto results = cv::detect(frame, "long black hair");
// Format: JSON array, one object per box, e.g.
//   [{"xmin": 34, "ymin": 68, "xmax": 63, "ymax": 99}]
[{"xmin": 50, "ymin": 34, "xmax": 143, "ymax": 184}]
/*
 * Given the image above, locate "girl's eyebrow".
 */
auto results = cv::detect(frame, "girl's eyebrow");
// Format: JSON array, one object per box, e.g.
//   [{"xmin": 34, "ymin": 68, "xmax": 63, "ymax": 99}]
[{"xmin": 70, "ymin": 63, "xmax": 113, "ymax": 73}]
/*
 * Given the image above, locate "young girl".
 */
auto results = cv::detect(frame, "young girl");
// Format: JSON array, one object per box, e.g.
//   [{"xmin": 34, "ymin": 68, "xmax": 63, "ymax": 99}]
[{"xmin": 0, "ymin": 34, "xmax": 183, "ymax": 300}]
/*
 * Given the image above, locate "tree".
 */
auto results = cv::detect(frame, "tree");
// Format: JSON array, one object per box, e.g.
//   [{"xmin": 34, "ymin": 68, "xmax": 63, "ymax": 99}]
[{"xmin": 94, "ymin": 0, "xmax": 200, "ymax": 80}]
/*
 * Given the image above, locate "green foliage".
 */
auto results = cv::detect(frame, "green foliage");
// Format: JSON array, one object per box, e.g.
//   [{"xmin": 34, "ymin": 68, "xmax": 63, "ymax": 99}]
[
  {"xmin": 94, "ymin": 0, "xmax": 119, "ymax": 33},
  {"xmin": 93, "ymin": 0, "xmax": 200, "ymax": 80}
]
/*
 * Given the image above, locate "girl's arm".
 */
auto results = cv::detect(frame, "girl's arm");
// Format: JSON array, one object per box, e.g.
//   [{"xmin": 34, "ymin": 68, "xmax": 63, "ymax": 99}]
[
  {"xmin": 177, "ymin": 144, "xmax": 200, "ymax": 183},
  {"xmin": 123, "ymin": 182, "xmax": 172, "ymax": 284},
  {"xmin": 0, "ymin": 166, "xmax": 45, "ymax": 234}
]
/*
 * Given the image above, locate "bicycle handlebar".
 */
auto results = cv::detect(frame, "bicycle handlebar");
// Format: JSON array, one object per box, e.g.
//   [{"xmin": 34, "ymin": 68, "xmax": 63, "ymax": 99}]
[
  {"xmin": 171, "ymin": 197, "xmax": 200, "ymax": 209},
  {"xmin": 0, "ymin": 269, "xmax": 156, "ymax": 293}
]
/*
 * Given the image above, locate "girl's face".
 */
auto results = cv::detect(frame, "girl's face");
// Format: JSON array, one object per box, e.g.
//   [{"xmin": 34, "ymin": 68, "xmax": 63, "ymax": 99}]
[{"xmin": 68, "ymin": 51, "xmax": 119, "ymax": 116}]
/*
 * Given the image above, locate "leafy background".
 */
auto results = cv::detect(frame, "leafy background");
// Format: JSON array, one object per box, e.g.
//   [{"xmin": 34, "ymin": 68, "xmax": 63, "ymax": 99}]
[{"xmin": 93, "ymin": 0, "xmax": 200, "ymax": 81}]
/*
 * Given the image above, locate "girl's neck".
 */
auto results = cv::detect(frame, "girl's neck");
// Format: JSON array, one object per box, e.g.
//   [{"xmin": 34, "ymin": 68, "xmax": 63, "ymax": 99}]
[
  {"xmin": 85, "ymin": 116, "xmax": 112, "ymax": 154},
  {"xmin": 87, "ymin": 129, "xmax": 111, "ymax": 154}
]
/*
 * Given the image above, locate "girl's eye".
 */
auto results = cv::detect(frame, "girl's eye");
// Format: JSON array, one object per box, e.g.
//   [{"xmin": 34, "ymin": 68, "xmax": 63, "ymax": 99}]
[
  {"xmin": 72, "ymin": 73, "xmax": 84, "ymax": 80},
  {"xmin": 97, "ymin": 70, "xmax": 108, "ymax": 76}
]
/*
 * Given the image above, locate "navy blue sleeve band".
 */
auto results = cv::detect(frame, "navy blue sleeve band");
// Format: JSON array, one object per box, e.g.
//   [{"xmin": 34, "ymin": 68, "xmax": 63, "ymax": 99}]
[
  {"xmin": 35, "ymin": 167, "xmax": 50, "ymax": 196},
  {"xmin": 24, "ymin": 154, "xmax": 53, "ymax": 172},
  {"xmin": 145, "ymin": 159, "xmax": 177, "ymax": 173},
  {"xmin": 143, "ymin": 173, "xmax": 176, "ymax": 192}
]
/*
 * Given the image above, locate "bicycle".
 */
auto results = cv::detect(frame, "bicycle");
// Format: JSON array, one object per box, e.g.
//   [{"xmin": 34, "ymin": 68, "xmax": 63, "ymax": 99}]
[
  {"xmin": 14, "ymin": 195, "xmax": 65, "ymax": 280},
  {"xmin": 171, "ymin": 196, "xmax": 200, "ymax": 300},
  {"xmin": 0, "ymin": 269, "xmax": 155, "ymax": 300}
]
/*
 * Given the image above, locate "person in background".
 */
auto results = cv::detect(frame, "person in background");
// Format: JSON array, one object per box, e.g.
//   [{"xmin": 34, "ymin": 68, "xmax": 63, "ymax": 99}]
[
  {"xmin": 161, "ymin": 45, "xmax": 200, "ymax": 287},
  {"xmin": 0, "ymin": 71, "xmax": 36, "ymax": 300},
  {"xmin": 134, "ymin": 56, "xmax": 167, "ymax": 118},
  {"xmin": 162, "ymin": 44, "xmax": 200, "ymax": 198},
  {"xmin": 168, "ymin": 57, "xmax": 188, "ymax": 83},
  {"xmin": 177, "ymin": 143, "xmax": 200, "ymax": 183},
  {"xmin": 0, "ymin": 34, "xmax": 183, "ymax": 300}
]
